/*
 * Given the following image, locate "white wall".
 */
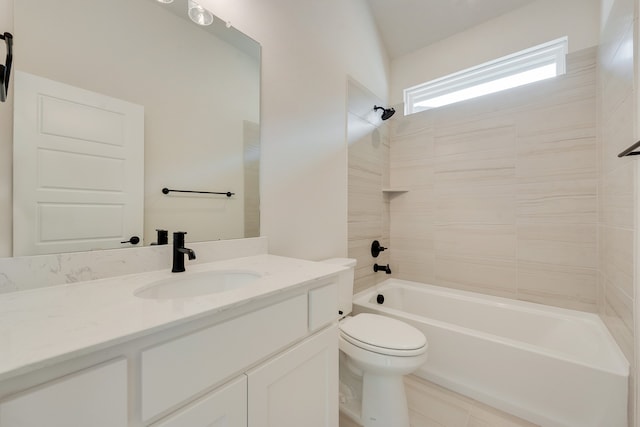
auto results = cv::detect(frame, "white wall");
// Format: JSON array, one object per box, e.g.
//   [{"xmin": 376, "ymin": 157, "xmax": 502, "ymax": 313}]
[
  {"xmin": 200, "ymin": 0, "xmax": 390, "ymax": 260},
  {"xmin": 390, "ymin": 0, "xmax": 601, "ymax": 105}
]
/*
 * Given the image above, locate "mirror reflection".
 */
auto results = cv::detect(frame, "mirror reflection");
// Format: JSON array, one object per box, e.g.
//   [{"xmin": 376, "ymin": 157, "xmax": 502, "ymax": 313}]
[{"xmin": 11, "ymin": 0, "xmax": 260, "ymax": 256}]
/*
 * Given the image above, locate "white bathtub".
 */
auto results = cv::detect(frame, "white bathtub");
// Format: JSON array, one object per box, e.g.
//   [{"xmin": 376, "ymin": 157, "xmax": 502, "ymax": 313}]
[{"xmin": 353, "ymin": 279, "xmax": 629, "ymax": 427}]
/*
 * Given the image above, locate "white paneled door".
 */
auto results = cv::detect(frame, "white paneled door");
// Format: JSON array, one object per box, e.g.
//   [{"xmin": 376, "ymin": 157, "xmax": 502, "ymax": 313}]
[{"xmin": 13, "ymin": 71, "xmax": 144, "ymax": 255}]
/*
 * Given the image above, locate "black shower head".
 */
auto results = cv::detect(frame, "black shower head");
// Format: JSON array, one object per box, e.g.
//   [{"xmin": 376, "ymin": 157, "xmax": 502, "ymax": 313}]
[{"xmin": 374, "ymin": 105, "xmax": 395, "ymax": 120}]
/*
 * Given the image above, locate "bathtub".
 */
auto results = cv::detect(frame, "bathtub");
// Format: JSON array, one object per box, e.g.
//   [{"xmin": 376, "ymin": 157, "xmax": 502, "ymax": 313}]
[{"xmin": 353, "ymin": 279, "xmax": 629, "ymax": 427}]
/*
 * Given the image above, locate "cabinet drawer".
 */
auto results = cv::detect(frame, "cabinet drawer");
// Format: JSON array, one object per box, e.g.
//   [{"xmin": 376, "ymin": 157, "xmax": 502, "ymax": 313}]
[
  {"xmin": 141, "ymin": 294, "xmax": 307, "ymax": 422},
  {"xmin": 0, "ymin": 358, "xmax": 127, "ymax": 427},
  {"xmin": 308, "ymin": 282, "xmax": 337, "ymax": 332},
  {"xmin": 152, "ymin": 376, "xmax": 246, "ymax": 427}
]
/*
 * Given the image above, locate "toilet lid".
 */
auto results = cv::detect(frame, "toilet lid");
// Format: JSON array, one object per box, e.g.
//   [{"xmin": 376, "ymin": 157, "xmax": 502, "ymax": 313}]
[{"xmin": 340, "ymin": 313, "xmax": 427, "ymax": 353}]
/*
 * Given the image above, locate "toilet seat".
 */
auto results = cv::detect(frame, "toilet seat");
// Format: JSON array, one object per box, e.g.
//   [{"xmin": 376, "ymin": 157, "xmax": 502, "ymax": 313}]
[{"xmin": 340, "ymin": 313, "xmax": 427, "ymax": 357}]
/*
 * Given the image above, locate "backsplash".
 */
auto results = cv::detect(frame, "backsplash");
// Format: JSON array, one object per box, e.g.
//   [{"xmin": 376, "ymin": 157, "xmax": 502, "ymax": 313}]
[{"xmin": 0, "ymin": 237, "xmax": 268, "ymax": 294}]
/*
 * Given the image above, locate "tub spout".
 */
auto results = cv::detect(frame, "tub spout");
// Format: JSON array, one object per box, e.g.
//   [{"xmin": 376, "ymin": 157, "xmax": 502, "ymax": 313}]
[{"xmin": 373, "ymin": 263, "xmax": 391, "ymax": 274}]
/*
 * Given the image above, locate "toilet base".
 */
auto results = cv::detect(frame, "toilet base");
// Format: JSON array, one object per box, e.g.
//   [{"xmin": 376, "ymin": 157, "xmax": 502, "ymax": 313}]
[
  {"xmin": 339, "ymin": 352, "xmax": 414, "ymax": 427},
  {"xmin": 361, "ymin": 372, "xmax": 410, "ymax": 427}
]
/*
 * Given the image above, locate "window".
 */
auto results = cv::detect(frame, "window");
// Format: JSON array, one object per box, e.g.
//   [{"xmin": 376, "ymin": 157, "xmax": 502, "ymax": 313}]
[{"xmin": 403, "ymin": 37, "xmax": 568, "ymax": 115}]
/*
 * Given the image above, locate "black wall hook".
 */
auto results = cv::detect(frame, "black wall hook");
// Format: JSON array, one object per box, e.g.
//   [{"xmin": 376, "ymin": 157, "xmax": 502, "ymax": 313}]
[{"xmin": 0, "ymin": 32, "xmax": 13, "ymax": 102}]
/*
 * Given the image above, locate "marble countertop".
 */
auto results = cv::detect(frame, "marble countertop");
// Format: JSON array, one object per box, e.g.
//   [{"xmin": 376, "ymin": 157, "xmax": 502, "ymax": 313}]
[{"xmin": 0, "ymin": 254, "xmax": 344, "ymax": 381}]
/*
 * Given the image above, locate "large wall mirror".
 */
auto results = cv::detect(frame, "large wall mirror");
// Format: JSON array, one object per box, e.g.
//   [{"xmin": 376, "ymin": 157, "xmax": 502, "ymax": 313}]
[{"xmin": 11, "ymin": 0, "xmax": 260, "ymax": 256}]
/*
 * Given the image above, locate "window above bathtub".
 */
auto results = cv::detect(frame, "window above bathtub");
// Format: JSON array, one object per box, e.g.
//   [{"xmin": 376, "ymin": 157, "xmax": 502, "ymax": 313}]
[{"xmin": 403, "ymin": 37, "xmax": 568, "ymax": 115}]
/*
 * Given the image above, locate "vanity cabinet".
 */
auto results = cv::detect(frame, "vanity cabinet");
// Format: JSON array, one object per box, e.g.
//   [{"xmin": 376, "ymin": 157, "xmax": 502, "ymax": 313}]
[
  {"xmin": 151, "ymin": 376, "xmax": 247, "ymax": 427},
  {"xmin": 141, "ymin": 294, "xmax": 308, "ymax": 421},
  {"xmin": 0, "ymin": 279, "xmax": 339, "ymax": 427},
  {"xmin": 0, "ymin": 359, "xmax": 127, "ymax": 427},
  {"xmin": 247, "ymin": 325, "xmax": 337, "ymax": 427}
]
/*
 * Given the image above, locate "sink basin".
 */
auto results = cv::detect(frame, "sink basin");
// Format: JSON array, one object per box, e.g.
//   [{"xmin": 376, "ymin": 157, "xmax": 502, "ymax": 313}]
[{"xmin": 134, "ymin": 270, "xmax": 261, "ymax": 299}]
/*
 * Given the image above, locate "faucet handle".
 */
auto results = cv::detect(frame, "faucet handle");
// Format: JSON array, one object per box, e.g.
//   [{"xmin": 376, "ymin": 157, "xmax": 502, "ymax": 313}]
[{"xmin": 371, "ymin": 240, "xmax": 387, "ymax": 257}]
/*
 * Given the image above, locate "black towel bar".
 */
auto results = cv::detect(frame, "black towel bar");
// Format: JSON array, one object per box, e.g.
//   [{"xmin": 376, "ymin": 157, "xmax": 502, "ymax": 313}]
[
  {"xmin": 618, "ymin": 140, "xmax": 640, "ymax": 157},
  {"xmin": 162, "ymin": 187, "xmax": 235, "ymax": 197}
]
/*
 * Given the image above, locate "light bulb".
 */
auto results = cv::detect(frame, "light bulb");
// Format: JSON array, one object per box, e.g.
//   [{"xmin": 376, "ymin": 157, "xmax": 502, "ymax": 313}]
[{"xmin": 188, "ymin": 0, "xmax": 214, "ymax": 26}]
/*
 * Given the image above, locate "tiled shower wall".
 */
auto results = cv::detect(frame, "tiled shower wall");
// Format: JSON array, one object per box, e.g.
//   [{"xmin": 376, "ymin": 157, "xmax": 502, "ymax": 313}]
[
  {"xmin": 388, "ymin": 48, "xmax": 599, "ymax": 312},
  {"xmin": 347, "ymin": 104, "xmax": 391, "ymax": 294},
  {"xmin": 598, "ymin": 0, "xmax": 637, "ymax": 422}
]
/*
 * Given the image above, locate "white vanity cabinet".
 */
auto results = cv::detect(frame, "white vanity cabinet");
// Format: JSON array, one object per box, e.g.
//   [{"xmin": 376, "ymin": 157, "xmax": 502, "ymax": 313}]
[
  {"xmin": 141, "ymin": 294, "xmax": 308, "ymax": 421},
  {"xmin": 147, "ymin": 282, "xmax": 338, "ymax": 427},
  {"xmin": 0, "ymin": 359, "xmax": 128, "ymax": 427},
  {"xmin": 151, "ymin": 376, "xmax": 247, "ymax": 427},
  {"xmin": 247, "ymin": 325, "xmax": 338, "ymax": 427},
  {"xmin": 0, "ymin": 277, "xmax": 339, "ymax": 427},
  {"xmin": 151, "ymin": 324, "xmax": 338, "ymax": 427}
]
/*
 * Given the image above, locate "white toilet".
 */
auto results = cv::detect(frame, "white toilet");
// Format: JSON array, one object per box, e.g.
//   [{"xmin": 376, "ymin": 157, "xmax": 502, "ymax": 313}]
[{"xmin": 323, "ymin": 258, "xmax": 428, "ymax": 427}]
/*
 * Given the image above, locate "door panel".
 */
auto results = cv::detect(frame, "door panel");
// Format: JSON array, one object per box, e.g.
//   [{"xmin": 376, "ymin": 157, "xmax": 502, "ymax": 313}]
[{"xmin": 13, "ymin": 71, "xmax": 144, "ymax": 255}]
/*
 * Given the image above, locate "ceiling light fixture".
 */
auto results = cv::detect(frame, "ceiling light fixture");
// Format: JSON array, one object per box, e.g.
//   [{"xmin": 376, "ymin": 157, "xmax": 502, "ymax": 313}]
[{"xmin": 188, "ymin": 0, "xmax": 214, "ymax": 26}]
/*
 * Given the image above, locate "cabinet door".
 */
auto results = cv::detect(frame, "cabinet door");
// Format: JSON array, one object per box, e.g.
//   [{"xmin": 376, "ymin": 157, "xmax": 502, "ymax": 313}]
[
  {"xmin": 141, "ymin": 294, "xmax": 307, "ymax": 421},
  {"xmin": 152, "ymin": 376, "xmax": 246, "ymax": 427},
  {"xmin": 0, "ymin": 359, "xmax": 127, "ymax": 427},
  {"xmin": 247, "ymin": 325, "xmax": 338, "ymax": 427}
]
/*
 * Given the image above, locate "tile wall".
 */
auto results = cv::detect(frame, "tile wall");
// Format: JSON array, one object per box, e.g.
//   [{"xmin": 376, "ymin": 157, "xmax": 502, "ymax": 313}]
[
  {"xmin": 345, "ymin": 49, "xmax": 607, "ymax": 427},
  {"xmin": 598, "ymin": 0, "xmax": 637, "ymax": 423},
  {"xmin": 388, "ymin": 48, "xmax": 599, "ymax": 312},
  {"xmin": 347, "ymin": 84, "xmax": 391, "ymax": 294}
]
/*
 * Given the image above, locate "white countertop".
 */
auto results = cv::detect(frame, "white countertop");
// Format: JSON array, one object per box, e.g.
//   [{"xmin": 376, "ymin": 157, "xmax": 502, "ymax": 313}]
[{"xmin": 0, "ymin": 254, "xmax": 344, "ymax": 382}]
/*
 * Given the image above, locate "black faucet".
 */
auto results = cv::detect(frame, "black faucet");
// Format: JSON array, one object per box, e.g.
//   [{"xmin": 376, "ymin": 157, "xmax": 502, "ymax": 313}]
[
  {"xmin": 151, "ymin": 229, "xmax": 168, "ymax": 246},
  {"xmin": 373, "ymin": 263, "xmax": 392, "ymax": 274},
  {"xmin": 172, "ymin": 231, "xmax": 196, "ymax": 273}
]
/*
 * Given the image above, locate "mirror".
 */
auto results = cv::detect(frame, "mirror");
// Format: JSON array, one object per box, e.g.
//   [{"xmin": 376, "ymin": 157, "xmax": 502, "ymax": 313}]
[{"xmin": 11, "ymin": 0, "xmax": 260, "ymax": 255}]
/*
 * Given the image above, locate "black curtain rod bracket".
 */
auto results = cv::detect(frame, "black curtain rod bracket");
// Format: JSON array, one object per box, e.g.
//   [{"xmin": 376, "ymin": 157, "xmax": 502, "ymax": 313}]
[
  {"xmin": 618, "ymin": 140, "xmax": 640, "ymax": 157},
  {"xmin": 0, "ymin": 32, "xmax": 13, "ymax": 103},
  {"xmin": 162, "ymin": 187, "xmax": 235, "ymax": 198}
]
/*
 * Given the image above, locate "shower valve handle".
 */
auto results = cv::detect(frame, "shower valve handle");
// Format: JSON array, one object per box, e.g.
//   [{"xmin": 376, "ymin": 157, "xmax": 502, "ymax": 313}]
[{"xmin": 371, "ymin": 240, "xmax": 387, "ymax": 257}]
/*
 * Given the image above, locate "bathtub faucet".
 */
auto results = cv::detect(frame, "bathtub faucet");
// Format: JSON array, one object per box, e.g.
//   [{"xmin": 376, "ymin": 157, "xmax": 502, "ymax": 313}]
[{"xmin": 373, "ymin": 263, "xmax": 392, "ymax": 274}]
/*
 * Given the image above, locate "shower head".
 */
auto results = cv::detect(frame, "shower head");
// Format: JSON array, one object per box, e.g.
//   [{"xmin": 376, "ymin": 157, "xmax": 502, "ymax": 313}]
[{"xmin": 374, "ymin": 105, "xmax": 395, "ymax": 120}]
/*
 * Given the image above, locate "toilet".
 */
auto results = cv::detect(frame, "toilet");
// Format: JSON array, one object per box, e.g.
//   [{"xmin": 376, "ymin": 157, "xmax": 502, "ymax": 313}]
[{"xmin": 322, "ymin": 258, "xmax": 428, "ymax": 427}]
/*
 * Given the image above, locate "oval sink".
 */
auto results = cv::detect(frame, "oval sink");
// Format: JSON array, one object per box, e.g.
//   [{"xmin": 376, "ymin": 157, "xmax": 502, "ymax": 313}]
[{"xmin": 134, "ymin": 270, "xmax": 261, "ymax": 299}]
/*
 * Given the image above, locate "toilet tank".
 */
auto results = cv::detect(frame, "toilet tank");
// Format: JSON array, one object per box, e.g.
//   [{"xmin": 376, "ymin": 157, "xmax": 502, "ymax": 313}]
[{"xmin": 321, "ymin": 258, "xmax": 357, "ymax": 316}]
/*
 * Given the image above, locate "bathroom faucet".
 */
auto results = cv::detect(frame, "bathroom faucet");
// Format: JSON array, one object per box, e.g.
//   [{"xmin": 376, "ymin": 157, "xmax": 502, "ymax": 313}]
[
  {"xmin": 151, "ymin": 229, "xmax": 168, "ymax": 246},
  {"xmin": 172, "ymin": 231, "xmax": 196, "ymax": 273}
]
